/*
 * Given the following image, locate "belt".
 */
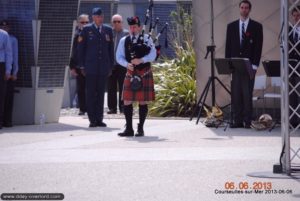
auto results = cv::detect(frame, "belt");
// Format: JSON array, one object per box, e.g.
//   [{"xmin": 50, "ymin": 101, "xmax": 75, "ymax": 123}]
[{"xmin": 126, "ymin": 69, "xmax": 152, "ymax": 79}]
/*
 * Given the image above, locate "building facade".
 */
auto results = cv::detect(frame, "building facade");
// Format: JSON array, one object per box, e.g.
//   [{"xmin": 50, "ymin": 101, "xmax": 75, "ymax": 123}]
[
  {"xmin": 0, "ymin": 0, "xmax": 191, "ymax": 125},
  {"xmin": 0, "ymin": 0, "xmax": 80, "ymax": 125}
]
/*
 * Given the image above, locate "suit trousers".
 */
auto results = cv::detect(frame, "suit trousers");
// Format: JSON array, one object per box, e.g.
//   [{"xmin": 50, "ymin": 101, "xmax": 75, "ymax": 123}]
[
  {"xmin": 76, "ymin": 72, "xmax": 86, "ymax": 112},
  {"xmin": 85, "ymin": 74, "xmax": 107, "ymax": 124},
  {"xmin": 107, "ymin": 65, "xmax": 126, "ymax": 111},
  {"xmin": 3, "ymin": 79, "xmax": 15, "ymax": 125},
  {"xmin": 0, "ymin": 63, "xmax": 6, "ymax": 126},
  {"xmin": 231, "ymin": 70, "xmax": 255, "ymax": 125}
]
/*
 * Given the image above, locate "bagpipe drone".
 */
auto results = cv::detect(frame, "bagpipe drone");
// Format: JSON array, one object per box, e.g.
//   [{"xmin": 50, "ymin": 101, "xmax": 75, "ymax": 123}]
[{"xmin": 129, "ymin": 0, "xmax": 169, "ymax": 61}]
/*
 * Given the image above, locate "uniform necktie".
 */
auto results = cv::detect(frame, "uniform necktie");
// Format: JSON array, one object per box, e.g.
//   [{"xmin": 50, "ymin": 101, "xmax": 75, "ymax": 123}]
[
  {"xmin": 97, "ymin": 26, "xmax": 102, "ymax": 34},
  {"xmin": 241, "ymin": 22, "xmax": 246, "ymax": 46}
]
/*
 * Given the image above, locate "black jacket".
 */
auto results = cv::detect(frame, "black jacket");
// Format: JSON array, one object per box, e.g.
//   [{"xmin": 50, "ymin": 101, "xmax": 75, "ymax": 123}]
[
  {"xmin": 69, "ymin": 28, "xmax": 81, "ymax": 71},
  {"xmin": 289, "ymin": 25, "xmax": 300, "ymax": 61},
  {"xmin": 225, "ymin": 19, "xmax": 263, "ymax": 67},
  {"xmin": 77, "ymin": 23, "xmax": 114, "ymax": 76}
]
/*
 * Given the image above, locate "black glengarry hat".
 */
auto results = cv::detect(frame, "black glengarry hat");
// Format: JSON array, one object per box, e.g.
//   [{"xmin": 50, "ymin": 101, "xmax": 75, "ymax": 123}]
[{"xmin": 127, "ymin": 16, "xmax": 140, "ymax": 26}]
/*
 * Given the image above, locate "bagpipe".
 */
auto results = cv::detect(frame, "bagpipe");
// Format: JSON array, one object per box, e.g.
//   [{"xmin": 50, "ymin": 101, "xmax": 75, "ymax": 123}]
[
  {"xmin": 128, "ymin": 0, "xmax": 169, "ymax": 91},
  {"xmin": 130, "ymin": 0, "xmax": 169, "ymax": 61}
]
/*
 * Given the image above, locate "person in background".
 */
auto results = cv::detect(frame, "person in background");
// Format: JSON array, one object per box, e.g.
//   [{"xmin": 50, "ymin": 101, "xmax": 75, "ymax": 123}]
[
  {"xmin": 69, "ymin": 14, "xmax": 89, "ymax": 116},
  {"xmin": 225, "ymin": 0, "xmax": 263, "ymax": 129},
  {"xmin": 0, "ymin": 20, "xmax": 18, "ymax": 128},
  {"xmin": 107, "ymin": 14, "xmax": 129, "ymax": 114},
  {"xmin": 0, "ymin": 22, "xmax": 12, "ymax": 129},
  {"xmin": 289, "ymin": 6, "xmax": 300, "ymax": 128}
]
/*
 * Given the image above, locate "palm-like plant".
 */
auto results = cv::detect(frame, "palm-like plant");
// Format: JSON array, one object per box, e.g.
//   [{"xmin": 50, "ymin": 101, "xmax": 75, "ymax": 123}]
[
  {"xmin": 150, "ymin": 39, "xmax": 196, "ymax": 117},
  {"xmin": 149, "ymin": 7, "xmax": 196, "ymax": 117}
]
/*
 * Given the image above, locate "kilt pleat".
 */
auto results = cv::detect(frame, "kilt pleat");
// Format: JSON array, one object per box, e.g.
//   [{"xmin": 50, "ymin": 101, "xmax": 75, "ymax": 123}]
[{"xmin": 122, "ymin": 66, "xmax": 155, "ymax": 102}]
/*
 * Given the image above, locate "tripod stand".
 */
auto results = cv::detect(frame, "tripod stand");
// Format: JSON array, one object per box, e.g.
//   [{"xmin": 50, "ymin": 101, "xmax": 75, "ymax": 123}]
[
  {"xmin": 189, "ymin": 0, "xmax": 231, "ymax": 125},
  {"xmin": 190, "ymin": 45, "xmax": 231, "ymax": 124}
]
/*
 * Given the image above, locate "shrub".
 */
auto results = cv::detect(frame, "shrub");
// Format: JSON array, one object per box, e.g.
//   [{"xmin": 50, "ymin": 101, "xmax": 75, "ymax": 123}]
[{"xmin": 149, "ymin": 40, "xmax": 196, "ymax": 117}]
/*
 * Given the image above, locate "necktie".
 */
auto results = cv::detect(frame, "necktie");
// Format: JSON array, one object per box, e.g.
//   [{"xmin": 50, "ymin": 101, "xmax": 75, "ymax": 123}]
[
  {"xmin": 114, "ymin": 33, "xmax": 118, "ymax": 52},
  {"xmin": 132, "ymin": 35, "xmax": 136, "ymax": 43},
  {"xmin": 241, "ymin": 22, "xmax": 246, "ymax": 46},
  {"xmin": 97, "ymin": 26, "xmax": 101, "ymax": 34},
  {"xmin": 294, "ymin": 30, "xmax": 299, "ymax": 42}
]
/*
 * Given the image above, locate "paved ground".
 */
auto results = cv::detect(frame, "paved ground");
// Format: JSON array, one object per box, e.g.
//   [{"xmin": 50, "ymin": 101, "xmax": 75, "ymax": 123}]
[{"xmin": 0, "ymin": 113, "xmax": 299, "ymax": 201}]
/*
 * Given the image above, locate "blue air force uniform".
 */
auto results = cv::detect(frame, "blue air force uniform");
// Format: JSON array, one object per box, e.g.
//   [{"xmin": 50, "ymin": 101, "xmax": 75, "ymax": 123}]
[
  {"xmin": 78, "ymin": 23, "xmax": 113, "ymax": 75},
  {"xmin": 77, "ymin": 8, "xmax": 114, "ymax": 127}
]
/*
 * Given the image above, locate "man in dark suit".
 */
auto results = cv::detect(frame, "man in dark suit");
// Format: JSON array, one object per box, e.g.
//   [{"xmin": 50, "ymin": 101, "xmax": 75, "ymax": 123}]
[
  {"xmin": 289, "ymin": 6, "xmax": 300, "ymax": 128},
  {"xmin": 77, "ymin": 7, "xmax": 114, "ymax": 127},
  {"xmin": 107, "ymin": 14, "xmax": 129, "ymax": 114},
  {"xmin": 225, "ymin": 0, "xmax": 263, "ymax": 128},
  {"xmin": 69, "ymin": 14, "xmax": 89, "ymax": 116}
]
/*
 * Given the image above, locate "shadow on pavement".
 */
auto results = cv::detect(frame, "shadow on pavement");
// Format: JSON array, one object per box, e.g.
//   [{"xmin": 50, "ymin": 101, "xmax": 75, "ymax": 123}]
[
  {"xmin": 202, "ymin": 125, "xmax": 300, "ymax": 138},
  {"xmin": 125, "ymin": 136, "xmax": 171, "ymax": 143},
  {"xmin": 0, "ymin": 123, "xmax": 120, "ymax": 134}
]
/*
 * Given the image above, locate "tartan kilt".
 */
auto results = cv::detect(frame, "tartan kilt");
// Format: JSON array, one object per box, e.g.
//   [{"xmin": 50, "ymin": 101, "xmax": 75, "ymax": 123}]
[{"xmin": 122, "ymin": 66, "xmax": 155, "ymax": 102}]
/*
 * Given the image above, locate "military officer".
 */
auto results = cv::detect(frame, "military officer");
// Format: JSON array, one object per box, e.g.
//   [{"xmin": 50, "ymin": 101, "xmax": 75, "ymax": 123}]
[
  {"xmin": 116, "ymin": 16, "xmax": 156, "ymax": 137},
  {"xmin": 69, "ymin": 14, "xmax": 89, "ymax": 116},
  {"xmin": 77, "ymin": 7, "xmax": 114, "ymax": 127}
]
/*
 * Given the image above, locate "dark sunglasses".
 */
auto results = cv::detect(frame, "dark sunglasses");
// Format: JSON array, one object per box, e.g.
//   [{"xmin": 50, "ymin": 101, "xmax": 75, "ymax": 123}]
[
  {"xmin": 80, "ymin": 21, "xmax": 89, "ymax": 24},
  {"xmin": 113, "ymin": 21, "xmax": 121, "ymax": 24}
]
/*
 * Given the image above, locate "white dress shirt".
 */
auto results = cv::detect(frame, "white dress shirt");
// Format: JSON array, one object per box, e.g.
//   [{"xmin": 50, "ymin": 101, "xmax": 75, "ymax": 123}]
[{"xmin": 116, "ymin": 34, "xmax": 156, "ymax": 68}]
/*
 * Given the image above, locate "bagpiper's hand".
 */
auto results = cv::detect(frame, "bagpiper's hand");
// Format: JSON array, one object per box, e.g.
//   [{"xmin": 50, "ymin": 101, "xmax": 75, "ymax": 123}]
[
  {"xmin": 127, "ymin": 63, "xmax": 134, "ymax": 71},
  {"xmin": 131, "ymin": 58, "xmax": 143, "ymax": 66}
]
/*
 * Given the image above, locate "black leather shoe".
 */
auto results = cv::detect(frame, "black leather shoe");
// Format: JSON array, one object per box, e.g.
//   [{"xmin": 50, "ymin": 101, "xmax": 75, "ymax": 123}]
[
  {"xmin": 107, "ymin": 109, "xmax": 117, "ymax": 114},
  {"xmin": 230, "ymin": 123, "xmax": 244, "ymax": 128},
  {"xmin": 78, "ymin": 111, "xmax": 85, "ymax": 116},
  {"xmin": 89, "ymin": 122, "xmax": 98, "ymax": 127},
  {"xmin": 135, "ymin": 123, "xmax": 144, "ymax": 137},
  {"xmin": 97, "ymin": 122, "xmax": 107, "ymax": 127},
  {"xmin": 118, "ymin": 129, "xmax": 134, "ymax": 137}
]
